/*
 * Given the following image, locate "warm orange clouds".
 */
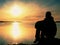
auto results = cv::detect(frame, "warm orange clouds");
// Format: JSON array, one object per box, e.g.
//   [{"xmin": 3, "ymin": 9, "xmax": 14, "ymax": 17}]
[
  {"xmin": 53, "ymin": 15, "xmax": 60, "ymax": 21},
  {"xmin": 0, "ymin": 2, "xmax": 47, "ymax": 21}
]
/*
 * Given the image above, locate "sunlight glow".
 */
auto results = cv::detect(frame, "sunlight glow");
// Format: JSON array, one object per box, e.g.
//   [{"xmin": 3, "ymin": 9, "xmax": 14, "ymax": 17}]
[
  {"xmin": 9, "ymin": 5, "xmax": 23, "ymax": 16},
  {"xmin": 11, "ymin": 22, "xmax": 21, "ymax": 39}
]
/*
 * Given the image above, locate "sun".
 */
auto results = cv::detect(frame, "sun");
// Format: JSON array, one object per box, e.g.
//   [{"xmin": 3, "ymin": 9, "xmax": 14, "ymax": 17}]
[{"xmin": 9, "ymin": 4, "xmax": 23, "ymax": 17}]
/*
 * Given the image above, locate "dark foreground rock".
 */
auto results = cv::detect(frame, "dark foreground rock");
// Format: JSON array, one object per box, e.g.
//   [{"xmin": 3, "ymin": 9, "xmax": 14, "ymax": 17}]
[
  {"xmin": 36, "ymin": 38, "xmax": 60, "ymax": 45},
  {"xmin": 8, "ymin": 38, "xmax": 60, "ymax": 45}
]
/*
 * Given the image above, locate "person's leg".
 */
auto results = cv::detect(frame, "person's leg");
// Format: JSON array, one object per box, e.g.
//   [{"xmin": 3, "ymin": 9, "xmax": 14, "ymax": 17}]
[
  {"xmin": 41, "ymin": 31, "xmax": 45, "ymax": 39},
  {"xmin": 46, "ymin": 32, "xmax": 56, "ymax": 39},
  {"xmin": 34, "ymin": 29, "xmax": 40, "ymax": 43}
]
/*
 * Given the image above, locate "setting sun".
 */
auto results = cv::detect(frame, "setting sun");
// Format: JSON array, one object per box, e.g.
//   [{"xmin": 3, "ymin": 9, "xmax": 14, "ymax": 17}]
[{"xmin": 9, "ymin": 4, "xmax": 23, "ymax": 17}]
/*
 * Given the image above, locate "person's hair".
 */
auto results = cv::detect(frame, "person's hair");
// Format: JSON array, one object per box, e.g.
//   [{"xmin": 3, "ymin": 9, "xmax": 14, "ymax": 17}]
[{"xmin": 46, "ymin": 11, "xmax": 52, "ymax": 18}]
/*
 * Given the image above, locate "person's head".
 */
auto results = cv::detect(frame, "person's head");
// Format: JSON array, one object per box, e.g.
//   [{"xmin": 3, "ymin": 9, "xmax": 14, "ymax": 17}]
[{"xmin": 46, "ymin": 11, "xmax": 52, "ymax": 18}]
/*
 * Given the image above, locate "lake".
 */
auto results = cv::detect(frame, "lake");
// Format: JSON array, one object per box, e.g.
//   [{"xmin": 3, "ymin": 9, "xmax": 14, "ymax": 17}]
[{"xmin": 0, "ymin": 22, "xmax": 60, "ymax": 44}]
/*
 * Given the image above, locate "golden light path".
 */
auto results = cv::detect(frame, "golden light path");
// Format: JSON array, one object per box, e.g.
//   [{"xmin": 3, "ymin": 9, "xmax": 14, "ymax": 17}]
[{"xmin": 10, "ymin": 21, "xmax": 21, "ymax": 40}]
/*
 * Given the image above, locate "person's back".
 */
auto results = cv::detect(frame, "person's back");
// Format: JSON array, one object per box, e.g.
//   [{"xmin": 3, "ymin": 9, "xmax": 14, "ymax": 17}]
[
  {"xmin": 44, "ymin": 11, "xmax": 57, "ymax": 38},
  {"xmin": 34, "ymin": 11, "xmax": 57, "ymax": 43}
]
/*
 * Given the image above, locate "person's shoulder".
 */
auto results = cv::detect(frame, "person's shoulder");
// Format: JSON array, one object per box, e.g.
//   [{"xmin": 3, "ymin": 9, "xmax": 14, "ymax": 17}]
[
  {"xmin": 35, "ymin": 20, "xmax": 44, "ymax": 24},
  {"xmin": 36, "ymin": 21, "xmax": 42, "ymax": 23},
  {"xmin": 36, "ymin": 21, "xmax": 40, "ymax": 23}
]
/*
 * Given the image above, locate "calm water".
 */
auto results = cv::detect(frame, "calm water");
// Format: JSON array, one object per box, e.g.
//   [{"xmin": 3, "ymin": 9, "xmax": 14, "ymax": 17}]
[
  {"xmin": 56, "ymin": 23, "xmax": 60, "ymax": 38},
  {"xmin": 0, "ymin": 22, "xmax": 60, "ymax": 44}
]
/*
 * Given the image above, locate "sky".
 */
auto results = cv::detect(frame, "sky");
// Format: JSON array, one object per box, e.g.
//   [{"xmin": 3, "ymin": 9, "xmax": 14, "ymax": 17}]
[
  {"xmin": 0, "ymin": 0, "xmax": 60, "ymax": 21},
  {"xmin": 0, "ymin": 0, "xmax": 60, "ymax": 44}
]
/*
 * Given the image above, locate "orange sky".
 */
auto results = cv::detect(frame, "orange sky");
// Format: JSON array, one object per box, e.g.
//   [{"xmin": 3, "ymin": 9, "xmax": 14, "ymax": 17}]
[{"xmin": 0, "ymin": 2, "xmax": 48, "ymax": 21}]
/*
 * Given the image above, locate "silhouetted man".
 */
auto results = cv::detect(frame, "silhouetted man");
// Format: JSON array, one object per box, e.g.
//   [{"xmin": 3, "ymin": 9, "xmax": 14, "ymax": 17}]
[
  {"xmin": 43, "ymin": 11, "xmax": 57, "ymax": 39},
  {"xmin": 34, "ymin": 11, "xmax": 57, "ymax": 43}
]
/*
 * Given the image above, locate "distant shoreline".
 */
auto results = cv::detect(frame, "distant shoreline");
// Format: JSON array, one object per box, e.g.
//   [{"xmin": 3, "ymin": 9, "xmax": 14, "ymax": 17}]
[
  {"xmin": 0, "ymin": 21, "xmax": 60, "ymax": 23},
  {"xmin": 56, "ymin": 21, "xmax": 60, "ymax": 23}
]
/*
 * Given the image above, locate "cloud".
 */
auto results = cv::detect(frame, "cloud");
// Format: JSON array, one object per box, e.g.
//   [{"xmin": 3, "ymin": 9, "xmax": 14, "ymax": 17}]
[
  {"xmin": 0, "ymin": 1, "xmax": 48, "ymax": 21},
  {"xmin": 0, "ymin": 0, "xmax": 60, "ymax": 22}
]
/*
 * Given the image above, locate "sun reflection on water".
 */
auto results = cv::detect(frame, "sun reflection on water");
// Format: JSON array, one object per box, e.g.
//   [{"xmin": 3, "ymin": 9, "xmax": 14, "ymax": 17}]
[
  {"xmin": 0, "ymin": 21, "xmax": 35, "ymax": 44},
  {"xmin": 10, "ymin": 21, "xmax": 21, "ymax": 40}
]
